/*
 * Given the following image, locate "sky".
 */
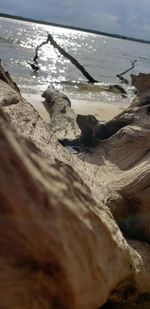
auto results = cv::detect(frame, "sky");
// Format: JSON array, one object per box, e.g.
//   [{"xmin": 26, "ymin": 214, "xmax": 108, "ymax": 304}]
[{"xmin": 1, "ymin": 0, "xmax": 150, "ymax": 40}]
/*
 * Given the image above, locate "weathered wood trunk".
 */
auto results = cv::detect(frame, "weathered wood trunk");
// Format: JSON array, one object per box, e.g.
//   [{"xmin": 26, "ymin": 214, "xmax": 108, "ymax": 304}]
[{"xmin": 0, "ymin": 65, "xmax": 150, "ymax": 308}]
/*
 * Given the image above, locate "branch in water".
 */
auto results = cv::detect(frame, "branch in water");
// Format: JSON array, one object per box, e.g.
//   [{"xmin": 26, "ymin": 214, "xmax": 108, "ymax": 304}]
[
  {"xmin": 32, "ymin": 34, "xmax": 98, "ymax": 83},
  {"xmin": 116, "ymin": 59, "xmax": 137, "ymax": 84}
]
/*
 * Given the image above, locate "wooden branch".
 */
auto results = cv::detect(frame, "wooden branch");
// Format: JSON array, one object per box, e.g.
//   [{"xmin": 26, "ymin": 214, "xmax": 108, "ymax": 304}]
[
  {"xmin": 32, "ymin": 34, "xmax": 97, "ymax": 83},
  {"xmin": 118, "ymin": 60, "xmax": 137, "ymax": 77},
  {"xmin": 33, "ymin": 35, "xmax": 50, "ymax": 63},
  {"xmin": 116, "ymin": 60, "xmax": 137, "ymax": 84}
]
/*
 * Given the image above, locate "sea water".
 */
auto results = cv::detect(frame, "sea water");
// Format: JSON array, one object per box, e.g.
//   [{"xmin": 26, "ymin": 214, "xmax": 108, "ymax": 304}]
[{"xmin": 1, "ymin": 16, "xmax": 150, "ymax": 102}]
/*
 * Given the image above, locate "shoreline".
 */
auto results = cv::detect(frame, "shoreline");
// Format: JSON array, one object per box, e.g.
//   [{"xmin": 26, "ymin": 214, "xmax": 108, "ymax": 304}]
[{"xmin": 23, "ymin": 92, "xmax": 129, "ymax": 123}]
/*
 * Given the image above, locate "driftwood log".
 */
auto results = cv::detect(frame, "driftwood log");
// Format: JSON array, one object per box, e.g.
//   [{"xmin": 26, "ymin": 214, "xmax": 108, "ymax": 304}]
[
  {"xmin": 0, "ymin": 64, "xmax": 150, "ymax": 308},
  {"xmin": 42, "ymin": 86, "xmax": 81, "ymax": 140}
]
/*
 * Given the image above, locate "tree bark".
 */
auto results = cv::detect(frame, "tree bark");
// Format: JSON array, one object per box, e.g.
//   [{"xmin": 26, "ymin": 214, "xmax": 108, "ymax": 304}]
[
  {"xmin": 0, "ymin": 101, "xmax": 150, "ymax": 309},
  {"xmin": 0, "ymin": 62, "xmax": 21, "ymax": 94},
  {"xmin": 0, "ymin": 65, "xmax": 150, "ymax": 308}
]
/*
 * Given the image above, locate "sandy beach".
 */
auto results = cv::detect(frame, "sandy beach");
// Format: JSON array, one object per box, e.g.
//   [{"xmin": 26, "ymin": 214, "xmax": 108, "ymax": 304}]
[{"xmin": 23, "ymin": 93, "xmax": 129, "ymax": 123}]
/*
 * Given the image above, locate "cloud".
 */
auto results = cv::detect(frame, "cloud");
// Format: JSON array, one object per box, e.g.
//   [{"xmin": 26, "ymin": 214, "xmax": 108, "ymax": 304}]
[
  {"xmin": 1, "ymin": 0, "xmax": 150, "ymax": 39},
  {"xmin": 0, "ymin": 7, "xmax": 17, "ymax": 15}
]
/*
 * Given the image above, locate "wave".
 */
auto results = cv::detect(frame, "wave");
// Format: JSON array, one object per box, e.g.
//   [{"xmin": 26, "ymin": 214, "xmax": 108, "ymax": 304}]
[{"xmin": 0, "ymin": 35, "xmax": 21, "ymax": 46}]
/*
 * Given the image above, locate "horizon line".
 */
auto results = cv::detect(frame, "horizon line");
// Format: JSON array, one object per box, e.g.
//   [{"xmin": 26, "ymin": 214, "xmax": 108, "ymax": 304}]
[{"xmin": 1, "ymin": 12, "xmax": 150, "ymax": 45}]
